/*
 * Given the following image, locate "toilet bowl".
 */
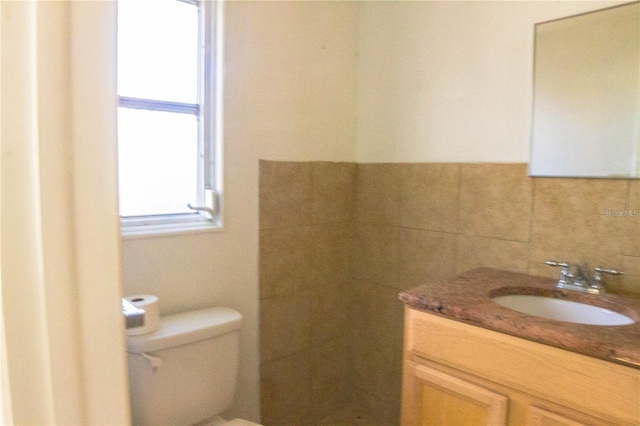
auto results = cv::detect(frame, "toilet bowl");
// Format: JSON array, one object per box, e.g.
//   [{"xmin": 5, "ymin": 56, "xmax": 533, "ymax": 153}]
[{"xmin": 126, "ymin": 307, "xmax": 261, "ymax": 426}]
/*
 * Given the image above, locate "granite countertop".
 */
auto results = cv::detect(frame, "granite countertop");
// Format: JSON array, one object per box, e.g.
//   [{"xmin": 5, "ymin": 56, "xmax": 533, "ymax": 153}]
[{"xmin": 398, "ymin": 267, "xmax": 640, "ymax": 369}]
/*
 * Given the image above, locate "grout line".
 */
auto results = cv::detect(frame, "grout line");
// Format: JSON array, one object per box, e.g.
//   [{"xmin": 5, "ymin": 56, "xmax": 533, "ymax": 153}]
[
  {"xmin": 526, "ymin": 175, "xmax": 536, "ymax": 275},
  {"xmin": 454, "ymin": 164, "xmax": 464, "ymax": 275}
]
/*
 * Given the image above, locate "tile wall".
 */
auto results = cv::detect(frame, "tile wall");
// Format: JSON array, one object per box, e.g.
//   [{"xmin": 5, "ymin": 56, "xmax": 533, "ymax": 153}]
[
  {"xmin": 259, "ymin": 160, "xmax": 640, "ymax": 425},
  {"xmin": 259, "ymin": 161, "xmax": 356, "ymax": 425}
]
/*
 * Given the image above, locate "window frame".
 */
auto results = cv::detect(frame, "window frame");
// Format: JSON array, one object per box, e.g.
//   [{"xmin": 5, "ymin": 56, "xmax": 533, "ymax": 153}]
[{"xmin": 117, "ymin": 0, "xmax": 222, "ymax": 238}]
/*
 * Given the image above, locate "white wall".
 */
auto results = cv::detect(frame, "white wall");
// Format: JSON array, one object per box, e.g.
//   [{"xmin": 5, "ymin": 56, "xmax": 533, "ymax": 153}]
[
  {"xmin": 356, "ymin": 0, "xmax": 625, "ymax": 163},
  {"xmin": 120, "ymin": 1, "xmax": 358, "ymax": 422},
  {"xmin": 229, "ymin": 1, "xmax": 359, "ymax": 163}
]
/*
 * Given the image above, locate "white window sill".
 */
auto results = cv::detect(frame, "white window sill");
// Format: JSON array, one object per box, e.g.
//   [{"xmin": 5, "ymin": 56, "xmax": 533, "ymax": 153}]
[{"xmin": 120, "ymin": 217, "xmax": 223, "ymax": 239}]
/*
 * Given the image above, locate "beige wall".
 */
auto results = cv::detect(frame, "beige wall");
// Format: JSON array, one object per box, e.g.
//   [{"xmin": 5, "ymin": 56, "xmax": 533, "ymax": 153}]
[
  {"xmin": 356, "ymin": 0, "xmax": 625, "ymax": 163},
  {"xmin": 120, "ymin": 1, "xmax": 358, "ymax": 422}
]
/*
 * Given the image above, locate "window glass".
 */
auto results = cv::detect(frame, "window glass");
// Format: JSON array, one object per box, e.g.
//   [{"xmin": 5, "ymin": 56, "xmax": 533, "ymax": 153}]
[
  {"xmin": 117, "ymin": 0, "xmax": 219, "ymax": 233},
  {"xmin": 117, "ymin": 108, "xmax": 198, "ymax": 217},
  {"xmin": 117, "ymin": 0, "xmax": 199, "ymax": 103}
]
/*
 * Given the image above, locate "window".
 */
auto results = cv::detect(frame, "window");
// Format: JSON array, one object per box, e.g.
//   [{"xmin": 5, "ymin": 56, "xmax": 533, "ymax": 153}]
[{"xmin": 117, "ymin": 0, "xmax": 221, "ymax": 235}]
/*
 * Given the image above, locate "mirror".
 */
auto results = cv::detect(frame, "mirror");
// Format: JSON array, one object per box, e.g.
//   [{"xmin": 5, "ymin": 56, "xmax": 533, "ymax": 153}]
[{"xmin": 530, "ymin": 2, "xmax": 640, "ymax": 178}]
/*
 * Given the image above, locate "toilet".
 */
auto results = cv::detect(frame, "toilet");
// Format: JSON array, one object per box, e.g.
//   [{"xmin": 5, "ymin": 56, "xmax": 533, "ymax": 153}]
[{"xmin": 126, "ymin": 306, "xmax": 261, "ymax": 426}]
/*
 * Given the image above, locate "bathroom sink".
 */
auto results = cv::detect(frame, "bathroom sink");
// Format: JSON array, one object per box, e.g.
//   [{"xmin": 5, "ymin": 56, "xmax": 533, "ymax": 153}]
[{"xmin": 491, "ymin": 294, "xmax": 635, "ymax": 326}]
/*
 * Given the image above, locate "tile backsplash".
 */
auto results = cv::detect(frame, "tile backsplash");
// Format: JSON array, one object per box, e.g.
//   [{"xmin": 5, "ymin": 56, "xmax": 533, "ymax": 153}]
[{"xmin": 259, "ymin": 160, "xmax": 640, "ymax": 425}]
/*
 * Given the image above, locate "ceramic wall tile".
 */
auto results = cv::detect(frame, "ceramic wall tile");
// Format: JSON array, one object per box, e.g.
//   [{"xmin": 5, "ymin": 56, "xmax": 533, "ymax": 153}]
[
  {"xmin": 624, "ymin": 181, "xmax": 640, "ymax": 256},
  {"xmin": 350, "ymin": 280, "xmax": 405, "ymax": 350},
  {"xmin": 456, "ymin": 235, "xmax": 530, "ymax": 275},
  {"xmin": 401, "ymin": 163, "xmax": 461, "ymax": 232},
  {"xmin": 260, "ymin": 350, "xmax": 313, "ymax": 425},
  {"xmin": 259, "ymin": 160, "xmax": 356, "ymax": 424},
  {"xmin": 350, "ymin": 333, "xmax": 403, "ymax": 411},
  {"xmin": 352, "ymin": 388, "xmax": 400, "ymax": 425},
  {"xmin": 459, "ymin": 163, "xmax": 532, "ymax": 242},
  {"xmin": 311, "ymin": 162, "xmax": 356, "ymax": 224},
  {"xmin": 352, "ymin": 224, "xmax": 400, "ymax": 287},
  {"xmin": 310, "ymin": 337, "xmax": 353, "ymax": 421},
  {"xmin": 311, "ymin": 279, "xmax": 351, "ymax": 345},
  {"xmin": 259, "ymin": 160, "xmax": 313, "ymax": 229},
  {"xmin": 620, "ymin": 256, "xmax": 640, "ymax": 295},
  {"xmin": 531, "ymin": 178, "xmax": 627, "ymax": 271},
  {"xmin": 260, "ymin": 292, "xmax": 312, "ymax": 363},
  {"xmin": 259, "ymin": 227, "xmax": 312, "ymax": 299},
  {"xmin": 308, "ymin": 223, "xmax": 352, "ymax": 285},
  {"xmin": 355, "ymin": 163, "xmax": 403, "ymax": 225},
  {"xmin": 399, "ymin": 229, "xmax": 457, "ymax": 289}
]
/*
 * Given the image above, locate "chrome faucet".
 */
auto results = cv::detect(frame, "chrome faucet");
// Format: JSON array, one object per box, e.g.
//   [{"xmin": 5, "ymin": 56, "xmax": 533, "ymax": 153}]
[
  {"xmin": 544, "ymin": 260, "xmax": 625, "ymax": 294},
  {"xmin": 570, "ymin": 262, "xmax": 589, "ymax": 288},
  {"xmin": 544, "ymin": 261, "xmax": 573, "ymax": 287},
  {"xmin": 590, "ymin": 267, "xmax": 626, "ymax": 294}
]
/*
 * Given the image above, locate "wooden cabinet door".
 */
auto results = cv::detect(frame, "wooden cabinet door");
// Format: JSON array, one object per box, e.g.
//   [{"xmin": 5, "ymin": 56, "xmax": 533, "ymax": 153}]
[
  {"xmin": 402, "ymin": 361, "xmax": 508, "ymax": 426},
  {"xmin": 528, "ymin": 406, "xmax": 606, "ymax": 426}
]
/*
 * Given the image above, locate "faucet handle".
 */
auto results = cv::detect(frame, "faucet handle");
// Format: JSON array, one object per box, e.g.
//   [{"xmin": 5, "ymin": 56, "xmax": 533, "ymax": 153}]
[
  {"xmin": 591, "ymin": 267, "xmax": 625, "ymax": 293},
  {"xmin": 594, "ymin": 267, "xmax": 625, "ymax": 276},
  {"xmin": 544, "ymin": 260, "xmax": 570, "ymax": 268},
  {"xmin": 544, "ymin": 260, "xmax": 573, "ymax": 285}
]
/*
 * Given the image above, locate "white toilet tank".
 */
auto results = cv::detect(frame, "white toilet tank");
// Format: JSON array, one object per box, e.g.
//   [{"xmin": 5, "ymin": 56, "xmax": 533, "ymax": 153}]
[{"xmin": 126, "ymin": 307, "xmax": 243, "ymax": 426}]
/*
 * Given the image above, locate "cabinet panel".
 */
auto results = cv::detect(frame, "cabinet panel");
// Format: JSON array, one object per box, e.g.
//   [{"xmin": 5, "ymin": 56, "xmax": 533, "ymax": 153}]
[
  {"xmin": 528, "ymin": 406, "xmax": 593, "ymax": 426},
  {"xmin": 405, "ymin": 308, "xmax": 640, "ymax": 423},
  {"xmin": 402, "ymin": 361, "xmax": 508, "ymax": 426}
]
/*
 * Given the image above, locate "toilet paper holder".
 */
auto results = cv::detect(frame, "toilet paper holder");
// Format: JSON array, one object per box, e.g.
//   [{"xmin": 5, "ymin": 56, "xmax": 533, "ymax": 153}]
[{"xmin": 122, "ymin": 298, "xmax": 145, "ymax": 329}]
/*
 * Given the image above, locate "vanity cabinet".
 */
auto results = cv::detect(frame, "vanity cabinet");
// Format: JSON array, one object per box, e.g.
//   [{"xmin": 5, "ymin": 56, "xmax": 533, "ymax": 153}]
[
  {"xmin": 403, "ymin": 361, "xmax": 508, "ymax": 425},
  {"xmin": 401, "ymin": 307, "xmax": 640, "ymax": 426}
]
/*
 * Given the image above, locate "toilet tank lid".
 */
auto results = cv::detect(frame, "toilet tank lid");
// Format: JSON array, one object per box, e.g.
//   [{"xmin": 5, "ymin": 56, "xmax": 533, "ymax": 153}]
[{"xmin": 126, "ymin": 307, "xmax": 242, "ymax": 353}]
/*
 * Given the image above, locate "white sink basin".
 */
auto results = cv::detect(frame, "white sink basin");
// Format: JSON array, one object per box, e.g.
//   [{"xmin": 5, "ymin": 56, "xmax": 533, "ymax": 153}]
[{"xmin": 492, "ymin": 295, "xmax": 635, "ymax": 326}]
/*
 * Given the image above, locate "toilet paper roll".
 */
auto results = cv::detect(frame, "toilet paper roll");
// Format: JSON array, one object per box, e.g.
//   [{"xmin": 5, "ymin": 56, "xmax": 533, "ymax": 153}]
[{"xmin": 125, "ymin": 294, "xmax": 160, "ymax": 335}]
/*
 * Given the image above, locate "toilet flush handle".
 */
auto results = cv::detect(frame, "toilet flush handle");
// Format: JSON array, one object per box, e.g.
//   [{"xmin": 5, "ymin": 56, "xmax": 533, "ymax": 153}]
[{"xmin": 142, "ymin": 352, "xmax": 163, "ymax": 372}]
